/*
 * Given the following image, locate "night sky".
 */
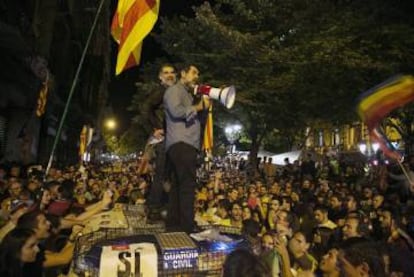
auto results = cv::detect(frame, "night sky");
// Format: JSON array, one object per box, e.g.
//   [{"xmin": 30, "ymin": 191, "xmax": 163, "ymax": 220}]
[{"xmin": 108, "ymin": 0, "xmax": 206, "ymax": 133}]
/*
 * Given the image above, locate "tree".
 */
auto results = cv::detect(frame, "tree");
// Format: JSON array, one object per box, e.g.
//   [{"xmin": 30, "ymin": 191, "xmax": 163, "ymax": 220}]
[{"xmin": 117, "ymin": 127, "xmax": 143, "ymax": 155}]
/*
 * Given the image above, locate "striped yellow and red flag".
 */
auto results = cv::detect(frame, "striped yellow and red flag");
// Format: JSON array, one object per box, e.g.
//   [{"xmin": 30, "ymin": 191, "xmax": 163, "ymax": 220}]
[
  {"xmin": 203, "ymin": 105, "xmax": 213, "ymax": 151},
  {"xmin": 79, "ymin": 125, "xmax": 88, "ymax": 157},
  {"xmin": 111, "ymin": 0, "xmax": 160, "ymax": 75}
]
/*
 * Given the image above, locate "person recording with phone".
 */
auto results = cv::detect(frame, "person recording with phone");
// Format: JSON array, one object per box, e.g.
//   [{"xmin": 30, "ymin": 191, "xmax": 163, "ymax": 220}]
[{"xmin": 163, "ymin": 64, "xmax": 211, "ymax": 233}]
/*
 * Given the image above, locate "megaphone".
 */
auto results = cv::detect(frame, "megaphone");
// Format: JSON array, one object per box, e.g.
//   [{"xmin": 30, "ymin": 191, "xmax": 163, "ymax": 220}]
[{"xmin": 194, "ymin": 84, "xmax": 236, "ymax": 109}]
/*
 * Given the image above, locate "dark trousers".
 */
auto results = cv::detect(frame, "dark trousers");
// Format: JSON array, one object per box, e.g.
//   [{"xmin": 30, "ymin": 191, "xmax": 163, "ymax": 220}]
[
  {"xmin": 166, "ymin": 142, "xmax": 198, "ymax": 233},
  {"xmin": 147, "ymin": 142, "xmax": 167, "ymax": 207}
]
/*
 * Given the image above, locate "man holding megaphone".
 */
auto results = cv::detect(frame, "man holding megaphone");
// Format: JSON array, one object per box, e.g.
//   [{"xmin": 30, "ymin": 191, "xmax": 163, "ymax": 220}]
[{"xmin": 163, "ymin": 64, "xmax": 211, "ymax": 233}]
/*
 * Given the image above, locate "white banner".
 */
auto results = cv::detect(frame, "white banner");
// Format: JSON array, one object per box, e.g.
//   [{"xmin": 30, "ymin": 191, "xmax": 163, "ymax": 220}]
[{"xmin": 99, "ymin": 243, "xmax": 157, "ymax": 277}]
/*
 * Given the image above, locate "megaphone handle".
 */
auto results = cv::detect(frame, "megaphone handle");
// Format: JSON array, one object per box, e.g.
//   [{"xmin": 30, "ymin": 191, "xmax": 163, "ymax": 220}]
[
  {"xmin": 194, "ymin": 96, "xmax": 208, "ymax": 111},
  {"xmin": 202, "ymin": 95, "xmax": 211, "ymax": 110}
]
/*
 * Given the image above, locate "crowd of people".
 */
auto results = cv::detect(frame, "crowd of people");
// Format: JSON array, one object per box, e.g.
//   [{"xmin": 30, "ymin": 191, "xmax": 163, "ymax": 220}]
[
  {"xmin": 0, "ymin": 151, "xmax": 412, "ymax": 276},
  {"xmin": 0, "ymin": 63, "xmax": 413, "ymax": 276},
  {"xmin": 194, "ymin": 153, "xmax": 414, "ymax": 276},
  {"xmin": 0, "ymin": 162, "xmax": 135, "ymax": 276}
]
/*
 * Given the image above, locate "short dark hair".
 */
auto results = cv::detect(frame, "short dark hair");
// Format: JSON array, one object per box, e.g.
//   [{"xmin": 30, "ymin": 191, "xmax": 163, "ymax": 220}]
[
  {"xmin": 45, "ymin": 180, "xmax": 60, "ymax": 190},
  {"xmin": 340, "ymin": 242, "xmax": 386, "ymax": 277},
  {"xmin": 314, "ymin": 204, "xmax": 329, "ymax": 214},
  {"xmin": 242, "ymin": 219, "xmax": 261, "ymax": 238},
  {"xmin": 218, "ymin": 199, "xmax": 231, "ymax": 212},
  {"xmin": 346, "ymin": 211, "xmax": 371, "ymax": 237},
  {"xmin": 222, "ymin": 248, "xmax": 271, "ymax": 277},
  {"xmin": 179, "ymin": 63, "xmax": 197, "ymax": 74},
  {"xmin": 330, "ymin": 193, "xmax": 343, "ymax": 202},
  {"xmin": 230, "ymin": 201, "xmax": 242, "ymax": 210},
  {"xmin": 0, "ymin": 228, "xmax": 36, "ymax": 276},
  {"xmin": 17, "ymin": 210, "xmax": 42, "ymax": 230},
  {"xmin": 158, "ymin": 64, "xmax": 175, "ymax": 74}
]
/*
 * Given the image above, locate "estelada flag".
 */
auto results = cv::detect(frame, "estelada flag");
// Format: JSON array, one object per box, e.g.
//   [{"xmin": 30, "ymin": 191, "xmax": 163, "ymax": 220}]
[
  {"xmin": 111, "ymin": 0, "xmax": 160, "ymax": 75},
  {"xmin": 203, "ymin": 105, "xmax": 213, "ymax": 151}
]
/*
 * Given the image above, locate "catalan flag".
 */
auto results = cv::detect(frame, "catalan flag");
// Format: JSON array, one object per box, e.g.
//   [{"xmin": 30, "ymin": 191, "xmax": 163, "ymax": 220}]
[
  {"xmin": 111, "ymin": 0, "xmax": 160, "ymax": 75},
  {"xmin": 79, "ymin": 125, "xmax": 88, "ymax": 157},
  {"xmin": 202, "ymin": 105, "xmax": 213, "ymax": 151},
  {"xmin": 35, "ymin": 78, "xmax": 49, "ymax": 117},
  {"xmin": 79, "ymin": 125, "xmax": 94, "ymax": 159},
  {"xmin": 356, "ymin": 75, "xmax": 414, "ymax": 160}
]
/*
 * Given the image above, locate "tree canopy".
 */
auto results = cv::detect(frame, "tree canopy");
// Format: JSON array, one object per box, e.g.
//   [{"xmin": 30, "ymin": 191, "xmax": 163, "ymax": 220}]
[{"xmin": 129, "ymin": 0, "xmax": 414, "ymax": 157}]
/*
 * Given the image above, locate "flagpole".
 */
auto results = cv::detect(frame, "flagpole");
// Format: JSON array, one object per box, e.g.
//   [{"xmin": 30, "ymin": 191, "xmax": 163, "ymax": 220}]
[
  {"xmin": 45, "ymin": 0, "xmax": 106, "ymax": 178},
  {"xmin": 397, "ymin": 159, "xmax": 414, "ymax": 185}
]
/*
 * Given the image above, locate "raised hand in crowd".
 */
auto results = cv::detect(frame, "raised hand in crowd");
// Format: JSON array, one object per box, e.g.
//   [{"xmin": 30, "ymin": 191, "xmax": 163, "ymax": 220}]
[
  {"xmin": 273, "ymin": 234, "xmax": 293, "ymax": 277},
  {"xmin": 153, "ymin": 128, "xmax": 164, "ymax": 140},
  {"xmin": 68, "ymin": 224, "xmax": 84, "ymax": 242},
  {"xmin": 102, "ymin": 189, "xmax": 114, "ymax": 208}
]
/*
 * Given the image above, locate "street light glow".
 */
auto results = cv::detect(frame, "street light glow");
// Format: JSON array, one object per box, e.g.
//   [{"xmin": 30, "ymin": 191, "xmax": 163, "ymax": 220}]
[
  {"xmin": 105, "ymin": 118, "xmax": 117, "ymax": 130},
  {"xmin": 224, "ymin": 126, "xmax": 232, "ymax": 135},
  {"xmin": 225, "ymin": 124, "xmax": 242, "ymax": 143},
  {"xmin": 372, "ymin": 142, "xmax": 380, "ymax": 152},
  {"xmin": 358, "ymin": 142, "xmax": 367, "ymax": 154},
  {"xmin": 224, "ymin": 124, "xmax": 243, "ymax": 154}
]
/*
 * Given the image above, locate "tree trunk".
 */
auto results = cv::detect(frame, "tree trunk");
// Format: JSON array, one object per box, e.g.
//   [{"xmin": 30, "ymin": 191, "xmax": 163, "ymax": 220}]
[{"xmin": 247, "ymin": 127, "xmax": 265, "ymax": 182}]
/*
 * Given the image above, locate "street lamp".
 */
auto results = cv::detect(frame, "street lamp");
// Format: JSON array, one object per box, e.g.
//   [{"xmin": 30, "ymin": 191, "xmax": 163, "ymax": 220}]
[
  {"xmin": 358, "ymin": 141, "xmax": 381, "ymax": 157},
  {"xmin": 105, "ymin": 118, "xmax": 117, "ymax": 130},
  {"xmin": 224, "ymin": 124, "xmax": 242, "ymax": 153},
  {"xmin": 359, "ymin": 141, "xmax": 383, "ymax": 169},
  {"xmin": 372, "ymin": 142, "xmax": 380, "ymax": 153},
  {"xmin": 358, "ymin": 142, "xmax": 367, "ymax": 154},
  {"xmin": 102, "ymin": 118, "xmax": 119, "ymax": 159}
]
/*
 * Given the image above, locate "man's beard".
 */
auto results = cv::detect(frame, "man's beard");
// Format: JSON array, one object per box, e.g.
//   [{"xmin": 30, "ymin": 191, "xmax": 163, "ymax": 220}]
[{"xmin": 163, "ymin": 79, "xmax": 175, "ymax": 87}]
